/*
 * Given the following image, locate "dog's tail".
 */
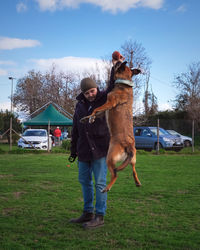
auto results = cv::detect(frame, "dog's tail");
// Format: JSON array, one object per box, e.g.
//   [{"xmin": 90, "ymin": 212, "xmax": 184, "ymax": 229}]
[{"xmin": 116, "ymin": 146, "xmax": 133, "ymax": 172}]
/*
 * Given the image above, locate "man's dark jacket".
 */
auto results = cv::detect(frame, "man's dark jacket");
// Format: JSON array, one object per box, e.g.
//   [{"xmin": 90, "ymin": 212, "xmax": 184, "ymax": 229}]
[{"xmin": 71, "ymin": 83, "xmax": 114, "ymax": 162}]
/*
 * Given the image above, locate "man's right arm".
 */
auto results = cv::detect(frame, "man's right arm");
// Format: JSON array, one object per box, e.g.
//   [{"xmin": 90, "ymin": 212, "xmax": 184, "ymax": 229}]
[{"xmin": 69, "ymin": 111, "xmax": 78, "ymax": 162}]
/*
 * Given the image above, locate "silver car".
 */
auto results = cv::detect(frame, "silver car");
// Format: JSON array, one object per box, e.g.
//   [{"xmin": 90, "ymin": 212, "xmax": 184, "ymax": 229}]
[
  {"xmin": 167, "ymin": 130, "xmax": 192, "ymax": 147},
  {"xmin": 18, "ymin": 129, "xmax": 52, "ymax": 150}
]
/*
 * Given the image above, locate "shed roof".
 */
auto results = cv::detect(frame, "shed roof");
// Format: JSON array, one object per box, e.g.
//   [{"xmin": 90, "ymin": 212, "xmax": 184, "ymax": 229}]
[{"xmin": 23, "ymin": 104, "xmax": 73, "ymax": 126}]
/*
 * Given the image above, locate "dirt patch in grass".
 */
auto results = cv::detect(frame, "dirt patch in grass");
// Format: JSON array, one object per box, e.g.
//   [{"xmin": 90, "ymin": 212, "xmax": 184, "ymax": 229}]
[
  {"xmin": 0, "ymin": 174, "xmax": 14, "ymax": 178},
  {"xmin": 39, "ymin": 181, "xmax": 58, "ymax": 191},
  {"xmin": 0, "ymin": 196, "xmax": 9, "ymax": 201},
  {"xmin": 177, "ymin": 190, "xmax": 189, "ymax": 194},
  {"xmin": 2, "ymin": 208, "xmax": 16, "ymax": 216},
  {"xmin": 147, "ymin": 195, "xmax": 164, "ymax": 202},
  {"xmin": 13, "ymin": 191, "xmax": 27, "ymax": 199}
]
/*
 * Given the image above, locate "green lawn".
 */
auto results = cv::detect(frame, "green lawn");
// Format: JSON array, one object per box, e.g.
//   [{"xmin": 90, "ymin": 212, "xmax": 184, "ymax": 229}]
[{"xmin": 0, "ymin": 154, "xmax": 200, "ymax": 249}]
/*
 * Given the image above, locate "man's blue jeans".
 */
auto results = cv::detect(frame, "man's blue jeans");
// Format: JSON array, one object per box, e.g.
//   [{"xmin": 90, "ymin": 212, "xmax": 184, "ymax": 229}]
[{"xmin": 78, "ymin": 157, "xmax": 107, "ymax": 216}]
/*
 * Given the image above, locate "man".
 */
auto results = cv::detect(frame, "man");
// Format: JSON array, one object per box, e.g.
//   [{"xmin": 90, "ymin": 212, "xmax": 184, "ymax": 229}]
[
  {"xmin": 69, "ymin": 51, "xmax": 124, "ymax": 229},
  {"xmin": 54, "ymin": 126, "xmax": 62, "ymax": 146},
  {"xmin": 69, "ymin": 76, "xmax": 116, "ymax": 229}
]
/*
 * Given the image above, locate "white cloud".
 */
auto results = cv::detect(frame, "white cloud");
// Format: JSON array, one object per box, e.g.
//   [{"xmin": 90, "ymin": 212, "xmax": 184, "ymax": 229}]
[
  {"xmin": 0, "ymin": 37, "xmax": 41, "ymax": 50},
  {"xmin": 159, "ymin": 102, "xmax": 172, "ymax": 111},
  {"xmin": 16, "ymin": 2, "xmax": 28, "ymax": 12},
  {"xmin": 31, "ymin": 56, "xmax": 108, "ymax": 79},
  {"xmin": 176, "ymin": 4, "xmax": 187, "ymax": 13},
  {"xmin": 0, "ymin": 101, "xmax": 11, "ymax": 111},
  {"xmin": 35, "ymin": 0, "xmax": 164, "ymax": 13}
]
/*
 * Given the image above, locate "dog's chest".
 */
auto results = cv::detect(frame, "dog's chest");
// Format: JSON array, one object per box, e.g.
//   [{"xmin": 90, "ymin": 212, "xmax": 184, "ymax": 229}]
[{"xmin": 105, "ymin": 103, "xmax": 133, "ymax": 134}]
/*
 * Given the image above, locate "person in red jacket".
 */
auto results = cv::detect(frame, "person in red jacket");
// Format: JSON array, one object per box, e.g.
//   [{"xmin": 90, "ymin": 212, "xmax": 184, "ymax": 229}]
[{"xmin": 54, "ymin": 126, "xmax": 61, "ymax": 146}]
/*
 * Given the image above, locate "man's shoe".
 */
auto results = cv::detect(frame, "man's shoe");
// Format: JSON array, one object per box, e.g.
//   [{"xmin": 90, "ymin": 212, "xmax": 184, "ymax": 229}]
[
  {"xmin": 83, "ymin": 214, "xmax": 104, "ymax": 229},
  {"xmin": 69, "ymin": 212, "xmax": 94, "ymax": 224}
]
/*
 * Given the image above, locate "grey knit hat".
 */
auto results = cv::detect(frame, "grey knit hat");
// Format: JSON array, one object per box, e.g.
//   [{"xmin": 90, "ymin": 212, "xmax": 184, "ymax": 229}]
[{"xmin": 80, "ymin": 78, "xmax": 97, "ymax": 93}]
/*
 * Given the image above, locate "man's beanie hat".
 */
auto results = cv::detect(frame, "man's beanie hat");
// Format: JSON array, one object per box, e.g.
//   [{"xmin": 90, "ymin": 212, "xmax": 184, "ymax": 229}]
[
  {"xmin": 80, "ymin": 78, "xmax": 97, "ymax": 93},
  {"xmin": 112, "ymin": 51, "xmax": 124, "ymax": 61}
]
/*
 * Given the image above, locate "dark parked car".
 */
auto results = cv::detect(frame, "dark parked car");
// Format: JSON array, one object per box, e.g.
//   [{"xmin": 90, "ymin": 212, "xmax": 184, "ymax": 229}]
[{"xmin": 134, "ymin": 127, "xmax": 184, "ymax": 151}]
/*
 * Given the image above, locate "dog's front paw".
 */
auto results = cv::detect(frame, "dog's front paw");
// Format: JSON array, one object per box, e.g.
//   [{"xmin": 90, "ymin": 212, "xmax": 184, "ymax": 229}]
[
  {"xmin": 89, "ymin": 116, "xmax": 96, "ymax": 123},
  {"xmin": 80, "ymin": 116, "xmax": 90, "ymax": 123},
  {"xmin": 101, "ymin": 187, "xmax": 110, "ymax": 193}
]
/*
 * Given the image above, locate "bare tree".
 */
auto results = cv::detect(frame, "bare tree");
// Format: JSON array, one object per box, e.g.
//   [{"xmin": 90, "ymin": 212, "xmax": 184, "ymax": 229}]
[
  {"xmin": 13, "ymin": 70, "xmax": 44, "ymax": 113},
  {"xmin": 174, "ymin": 61, "xmax": 200, "ymax": 123},
  {"xmin": 61, "ymin": 71, "xmax": 80, "ymax": 115},
  {"xmin": 120, "ymin": 39, "xmax": 152, "ymax": 114},
  {"xmin": 121, "ymin": 39, "xmax": 152, "ymax": 71},
  {"xmin": 13, "ymin": 66, "xmax": 80, "ymax": 115},
  {"xmin": 13, "ymin": 41, "xmax": 152, "ymax": 116},
  {"xmin": 143, "ymin": 72, "xmax": 150, "ymax": 115},
  {"xmin": 81, "ymin": 60, "xmax": 112, "ymax": 91},
  {"xmin": 143, "ymin": 72, "xmax": 158, "ymax": 116}
]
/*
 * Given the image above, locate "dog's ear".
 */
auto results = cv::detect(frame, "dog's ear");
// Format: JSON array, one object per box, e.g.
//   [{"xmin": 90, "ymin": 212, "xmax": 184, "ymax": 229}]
[
  {"xmin": 120, "ymin": 61, "xmax": 127, "ymax": 70},
  {"xmin": 114, "ymin": 61, "xmax": 122, "ymax": 72},
  {"xmin": 115, "ymin": 61, "xmax": 127, "ymax": 72},
  {"xmin": 131, "ymin": 68, "xmax": 141, "ymax": 76}
]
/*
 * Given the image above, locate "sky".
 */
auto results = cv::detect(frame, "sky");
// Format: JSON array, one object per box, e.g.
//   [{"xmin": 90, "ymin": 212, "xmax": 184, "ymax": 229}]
[{"xmin": 0, "ymin": 0, "xmax": 200, "ymax": 114}]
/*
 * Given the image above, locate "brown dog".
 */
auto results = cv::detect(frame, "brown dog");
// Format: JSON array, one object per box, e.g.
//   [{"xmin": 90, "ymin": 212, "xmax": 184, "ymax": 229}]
[{"xmin": 81, "ymin": 61, "xmax": 141, "ymax": 192}]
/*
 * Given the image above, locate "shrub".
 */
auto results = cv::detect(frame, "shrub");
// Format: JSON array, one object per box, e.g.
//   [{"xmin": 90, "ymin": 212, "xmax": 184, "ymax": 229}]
[
  {"xmin": 0, "ymin": 148, "xmax": 5, "ymax": 154},
  {"xmin": 136, "ymin": 150, "xmax": 150, "ymax": 155},
  {"xmin": 61, "ymin": 139, "xmax": 71, "ymax": 152},
  {"xmin": 8, "ymin": 148, "xmax": 47, "ymax": 154}
]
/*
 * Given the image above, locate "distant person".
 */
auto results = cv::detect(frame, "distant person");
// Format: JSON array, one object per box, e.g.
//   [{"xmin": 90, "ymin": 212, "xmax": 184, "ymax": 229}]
[
  {"xmin": 62, "ymin": 130, "xmax": 68, "ymax": 139},
  {"xmin": 54, "ymin": 126, "xmax": 61, "ymax": 146},
  {"xmin": 50, "ymin": 128, "xmax": 55, "ymax": 145}
]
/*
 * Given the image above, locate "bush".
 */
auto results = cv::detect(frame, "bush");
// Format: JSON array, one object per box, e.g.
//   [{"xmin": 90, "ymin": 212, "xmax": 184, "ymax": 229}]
[
  {"xmin": 136, "ymin": 149, "xmax": 151, "ymax": 155},
  {"xmin": 61, "ymin": 139, "xmax": 71, "ymax": 152},
  {"xmin": 194, "ymin": 135, "xmax": 200, "ymax": 146},
  {"xmin": 8, "ymin": 148, "xmax": 48, "ymax": 154},
  {"xmin": 0, "ymin": 148, "xmax": 5, "ymax": 154},
  {"xmin": 52, "ymin": 147, "xmax": 66, "ymax": 153}
]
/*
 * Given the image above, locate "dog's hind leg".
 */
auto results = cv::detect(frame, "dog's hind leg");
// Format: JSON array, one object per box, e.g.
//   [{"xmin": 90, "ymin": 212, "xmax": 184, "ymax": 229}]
[
  {"xmin": 131, "ymin": 147, "xmax": 141, "ymax": 187},
  {"xmin": 116, "ymin": 145, "xmax": 134, "ymax": 172},
  {"xmin": 101, "ymin": 144, "xmax": 124, "ymax": 193},
  {"xmin": 101, "ymin": 161, "xmax": 117, "ymax": 193}
]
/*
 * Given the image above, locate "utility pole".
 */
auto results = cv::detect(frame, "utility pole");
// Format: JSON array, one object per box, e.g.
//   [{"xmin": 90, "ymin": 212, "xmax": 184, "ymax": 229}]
[
  {"xmin": 157, "ymin": 118, "xmax": 160, "ymax": 155},
  {"xmin": 192, "ymin": 120, "xmax": 195, "ymax": 153},
  {"xmin": 8, "ymin": 77, "xmax": 15, "ymax": 151}
]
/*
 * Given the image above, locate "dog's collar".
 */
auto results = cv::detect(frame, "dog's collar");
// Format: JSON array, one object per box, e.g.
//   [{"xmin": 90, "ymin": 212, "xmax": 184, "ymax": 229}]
[{"xmin": 115, "ymin": 79, "xmax": 134, "ymax": 87}]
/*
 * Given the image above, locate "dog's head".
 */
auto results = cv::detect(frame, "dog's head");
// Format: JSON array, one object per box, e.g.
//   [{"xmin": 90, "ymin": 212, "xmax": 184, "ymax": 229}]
[{"xmin": 114, "ymin": 61, "xmax": 141, "ymax": 81}]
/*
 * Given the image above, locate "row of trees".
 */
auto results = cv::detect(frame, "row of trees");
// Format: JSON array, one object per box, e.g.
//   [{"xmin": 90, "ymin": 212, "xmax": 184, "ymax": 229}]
[
  {"xmin": 12, "ymin": 40, "xmax": 152, "ymax": 117},
  {"xmin": 13, "ymin": 68, "xmax": 80, "ymax": 116},
  {"xmin": 173, "ymin": 61, "xmax": 200, "ymax": 125},
  {"xmin": 8, "ymin": 40, "xmax": 200, "ymax": 130},
  {"xmin": 0, "ymin": 110, "xmax": 21, "ymax": 143}
]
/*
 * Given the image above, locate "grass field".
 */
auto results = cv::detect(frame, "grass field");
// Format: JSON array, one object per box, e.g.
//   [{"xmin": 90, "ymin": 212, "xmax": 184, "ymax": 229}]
[{"xmin": 0, "ymin": 154, "xmax": 200, "ymax": 249}]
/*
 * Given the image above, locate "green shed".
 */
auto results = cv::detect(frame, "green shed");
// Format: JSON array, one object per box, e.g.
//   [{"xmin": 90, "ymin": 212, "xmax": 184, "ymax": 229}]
[{"xmin": 23, "ymin": 104, "xmax": 73, "ymax": 126}]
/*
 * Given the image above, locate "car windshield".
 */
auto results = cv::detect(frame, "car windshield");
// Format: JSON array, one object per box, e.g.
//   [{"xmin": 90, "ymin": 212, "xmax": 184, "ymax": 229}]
[
  {"xmin": 168, "ymin": 130, "xmax": 180, "ymax": 136},
  {"xmin": 23, "ymin": 130, "xmax": 46, "ymax": 137},
  {"xmin": 149, "ymin": 128, "xmax": 169, "ymax": 136}
]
